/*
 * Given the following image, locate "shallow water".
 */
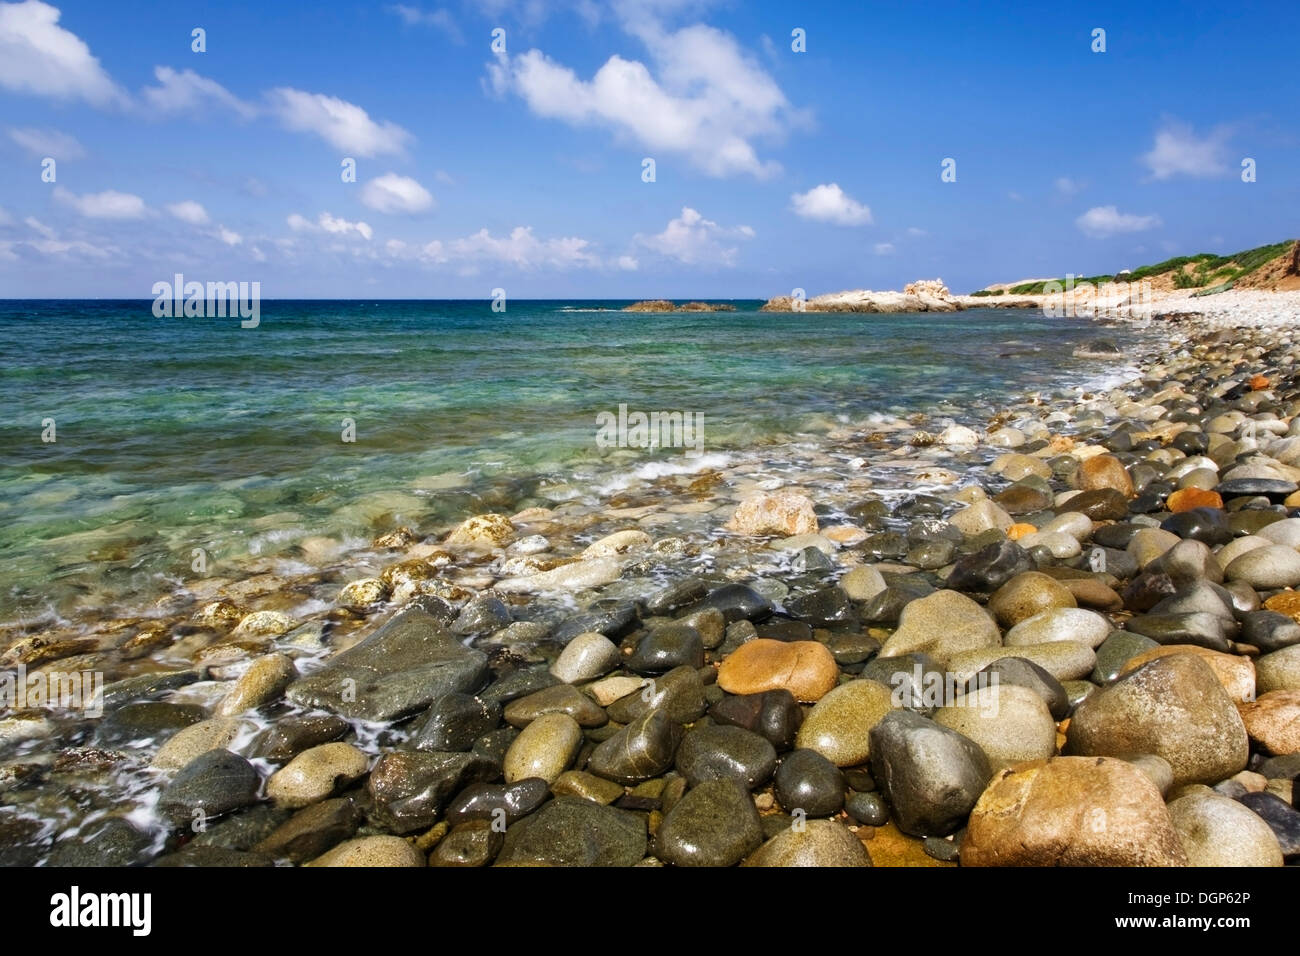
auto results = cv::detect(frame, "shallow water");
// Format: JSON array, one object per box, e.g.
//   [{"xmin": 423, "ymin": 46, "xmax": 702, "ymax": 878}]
[{"xmin": 0, "ymin": 299, "xmax": 1145, "ymax": 623}]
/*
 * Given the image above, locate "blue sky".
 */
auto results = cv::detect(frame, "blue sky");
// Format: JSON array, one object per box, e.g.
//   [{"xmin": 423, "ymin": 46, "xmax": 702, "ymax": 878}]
[{"xmin": 0, "ymin": 0, "xmax": 1296, "ymax": 297}]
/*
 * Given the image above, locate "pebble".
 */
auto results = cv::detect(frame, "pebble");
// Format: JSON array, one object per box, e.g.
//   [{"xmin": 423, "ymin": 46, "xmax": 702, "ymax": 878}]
[
  {"xmin": 587, "ymin": 708, "xmax": 683, "ymax": 784},
  {"xmin": 1238, "ymin": 690, "xmax": 1300, "ymax": 755},
  {"xmin": 774, "ymin": 748, "xmax": 845, "ymax": 817},
  {"xmin": 935, "ymin": 684, "xmax": 1057, "ymax": 770},
  {"xmin": 988, "ymin": 572, "xmax": 1078, "ymax": 628},
  {"xmin": 655, "ymin": 779, "xmax": 763, "ymax": 866},
  {"xmin": 795, "ymin": 679, "xmax": 896, "ymax": 767},
  {"xmin": 503, "ymin": 712, "xmax": 583, "ymax": 784},
  {"xmin": 877, "ymin": 589, "xmax": 1001, "ymax": 665},
  {"xmin": 716, "ymin": 638, "xmax": 839, "ymax": 702},
  {"xmin": 267, "ymin": 742, "xmax": 369, "ymax": 808},
  {"xmin": 675, "ymin": 724, "xmax": 777, "ymax": 789},
  {"xmin": 497, "ymin": 796, "xmax": 646, "ymax": 866},
  {"xmin": 742, "ymin": 819, "xmax": 872, "ymax": 866},
  {"xmin": 216, "ymin": 653, "xmax": 298, "ymax": 716},
  {"xmin": 1066, "ymin": 654, "xmax": 1249, "ymax": 786},
  {"xmin": 868, "ymin": 710, "xmax": 991, "ymax": 837},
  {"xmin": 306, "ymin": 835, "xmax": 425, "ymax": 867},
  {"xmin": 963, "ymin": 756, "xmax": 1187, "ymax": 866},
  {"xmin": 1005, "ymin": 607, "xmax": 1111, "ymax": 649},
  {"xmin": 159, "ymin": 750, "xmax": 261, "ymax": 826},
  {"xmin": 1167, "ymin": 792, "xmax": 1283, "ymax": 866}
]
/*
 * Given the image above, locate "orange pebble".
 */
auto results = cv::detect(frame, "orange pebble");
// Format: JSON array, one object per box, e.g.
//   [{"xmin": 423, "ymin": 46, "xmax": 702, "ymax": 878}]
[
  {"xmin": 1250, "ymin": 374, "xmax": 1270, "ymax": 390},
  {"xmin": 1166, "ymin": 487, "xmax": 1224, "ymax": 513},
  {"xmin": 1264, "ymin": 591, "xmax": 1300, "ymax": 622},
  {"xmin": 1007, "ymin": 523, "xmax": 1038, "ymax": 540}
]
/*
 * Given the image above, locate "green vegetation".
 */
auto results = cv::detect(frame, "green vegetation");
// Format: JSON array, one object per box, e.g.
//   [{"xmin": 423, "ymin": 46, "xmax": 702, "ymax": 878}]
[
  {"xmin": 1006, "ymin": 275, "xmax": 1113, "ymax": 295},
  {"xmin": 970, "ymin": 289, "xmax": 1005, "ymax": 297},
  {"xmin": 985, "ymin": 239, "xmax": 1295, "ymax": 296}
]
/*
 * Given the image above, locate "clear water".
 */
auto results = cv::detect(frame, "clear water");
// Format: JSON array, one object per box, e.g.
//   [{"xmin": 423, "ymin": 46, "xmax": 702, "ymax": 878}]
[{"xmin": 0, "ymin": 299, "xmax": 1143, "ymax": 623}]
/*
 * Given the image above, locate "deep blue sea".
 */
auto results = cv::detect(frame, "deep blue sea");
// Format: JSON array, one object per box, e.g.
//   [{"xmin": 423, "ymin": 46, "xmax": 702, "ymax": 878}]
[{"xmin": 0, "ymin": 299, "xmax": 1145, "ymax": 622}]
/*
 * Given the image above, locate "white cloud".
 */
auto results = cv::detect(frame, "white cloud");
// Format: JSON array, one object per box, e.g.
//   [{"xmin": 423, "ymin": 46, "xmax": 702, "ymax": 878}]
[
  {"xmin": 166, "ymin": 200, "xmax": 209, "ymax": 225},
  {"xmin": 790, "ymin": 183, "xmax": 872, "ymax": 226},
  {"xmin": 1054, "ymin": 176, "xmax": 1084, "ymax": 196},
  {"xmin": 266, "ymin": 87, "xmax": 411, "ymax": 157},
  {"xmin": 0, "ymin": 0, "xmax": 127, "ymax": 106},
  {"xmin": 25, "ymin": 215, "xmax": 54, "ymax": 238},
  {"xmin": 288, "ymin": 211, "xmax": 373, "ymax": 241},
  {"xmin": 446, "ymin": 226, "xmax": 599, "ymax": 269},
  {"xmin": 360, "ymin": 173, "xmax": 435, "ymax": 214},
  {"xmin": 617, "ymin": 254, "xmax": 639, "ymax": 270},
  {"xmin": 1076, "ymin": 205, "xmax": 1162, "ymax": 238},
  {"xmin": 387, "ymin": 4, "xmax": 463, "ymax": 42},
  {"xmin": 906, "ymin": 226, "xmax": 927, "ymax": 237},
  {"xmin": 385, "ymin": 226, "xmax": 604, "ymax": 270},
  {"xmin": 54, "ymin": 186, "xmax": 147, "ymax": 219},
  {"xmin": 489, "ymin": 18, "xmax": 797, "ymax": 178},
  {"xmin": 1140, "ymin": 119, "xmax": 1231, "ymax": 180},
  {"xmin": 637, "ymin": 205, "xmax": 752, "ymax": 265},
  {"xmin": 216, "ymin": 226, "xmax": 242, "ymax": 246},
  {"xmin": 7, "ymin": 125, "xmax": 84, "ymax": 158},
  {"xmin": 873, "ymin": 242, "xmax": 894, "ymax": 255},
  {"xmin": 142, "ymin": 66, "xmax": 256, "ymax": 119}
]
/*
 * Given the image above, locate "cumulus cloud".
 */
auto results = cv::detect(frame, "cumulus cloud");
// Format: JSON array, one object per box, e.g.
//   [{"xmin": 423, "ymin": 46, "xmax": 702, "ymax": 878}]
[
  {"xmin": 445, "ymin": 226, "xmax": 599, "ymax": 269},
  {"xmin": 288, "ymin": 211, "xmax": 374, "ymax": 240},
  {"xmin": 384, "ymin": 225, "xmax": 604, "ymax": 270},
  {"xmin": 790, "ymin": 183, "xmax": 872, "ymax": 226},
  {"xmin": 216, "ymin": 226, "xmax": 242, "ymax": 246},
  {"xmin": 360, "ymin": 173, "xmax": 435, "ymax": 214},
  {"xmin": 166, "ymin": 200, "xmax": 209, "ymax": 225},
  {"xmin": 636, "ymin": 206, "xmax": 753, "ymax": 265},
  {"xmin": 873, "ymin": 242, "xmax": 894, "ymax": 255},
  {"xmin": 54, "ymin": 186, "xmax": 147, "ymax": 219},
  {"xmin": 0, "ymin": 0, "xmax": 127, "ymax": 106},
  {"xmin": 142, "ymin": 66, "xmax": 256, "ymax": 119},
  {"xmin": 1140, "ymin": 119, "xmax": 1232, "ymax": 180},
  {"xmin": 1076, "ymin": 205, "xmax": 1162, "ymax": 238},
  {"xmin": 488, "ymin": 18, "xmax": 798, "ymax": 178},
  {"xmin": 7, "ymin": 125, "xmax": 84, "ymax": 158},
  {"xmin": 266, "ymin": 88, "xmax": 411, "ymax": 157}
]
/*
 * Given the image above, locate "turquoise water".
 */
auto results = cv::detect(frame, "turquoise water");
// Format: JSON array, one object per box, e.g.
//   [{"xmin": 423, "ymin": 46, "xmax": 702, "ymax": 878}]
[{"xmin": 0, "ymin": 300, "xmax": 1141, "ymax": 622}]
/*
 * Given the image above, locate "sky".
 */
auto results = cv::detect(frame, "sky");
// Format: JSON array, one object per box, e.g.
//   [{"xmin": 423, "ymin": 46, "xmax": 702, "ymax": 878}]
[{"xmin": 0, "ymin": 0, "xmax": 1296, "ymax": 298}]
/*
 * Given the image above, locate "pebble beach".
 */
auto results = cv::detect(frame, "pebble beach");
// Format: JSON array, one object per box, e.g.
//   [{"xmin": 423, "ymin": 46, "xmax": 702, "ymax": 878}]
[{"xmin": 5, "ymin": 291, "xmax": 1300, "ymax": 868}]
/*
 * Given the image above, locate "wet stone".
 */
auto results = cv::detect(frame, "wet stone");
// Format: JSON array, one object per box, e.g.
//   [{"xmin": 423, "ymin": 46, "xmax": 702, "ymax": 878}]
[
  {"xmin": 675, "ymin": 724, "xmax": 777, "ymax": 789},
  {"xmin": 159, "ymin": 750, "xmax": 261, "ymax": 827},
  {"xmin": 774, "ymin": 748, "xmax": 845, "ymax": 817},
  {"xmin": 626, "ymin": 624, "xmax": 705, "ymax": 674},
  {"xmin": 46, "ymin": 817, "xmax": 153, "ymax": 867},
  {"xmin": 445, "ymin": 777, "xmax": 550, "ymax": 826},
  {"xmin": 94, "ymin": 701, "xmax": 207, "ymax": 748},
  {"xmin": 367, "ymin": 751, "xmax": 500, "ymax": 833},
  {"xmin": 497, "ymin": 796, "xmax": 646, "ymax": 866},
  {"xmin": 708, "ymin": 689, "xmax": 804, "ymax": 751},
  {"xmin": 655, "ymin": 779, "xmax": 763, "ymax": 867},
  {"xmin": 688, "ymin": 583, "xmax": 773, "ymax": 623},
  {"xmin": 285, "ymin": 608, "xmax": 489, "ymax": 722}
]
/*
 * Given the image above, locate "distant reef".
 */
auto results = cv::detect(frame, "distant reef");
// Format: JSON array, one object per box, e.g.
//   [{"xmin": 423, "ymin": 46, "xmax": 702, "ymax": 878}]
[{"xmin": 623, "ymin": 300, "xmax": 738, "ymax": 312}]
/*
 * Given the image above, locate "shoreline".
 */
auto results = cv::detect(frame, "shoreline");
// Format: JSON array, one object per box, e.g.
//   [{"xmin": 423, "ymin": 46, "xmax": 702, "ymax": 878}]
[{"xmin": 3, "ymin": 295, "xmax": 1300, "ymax": 866}]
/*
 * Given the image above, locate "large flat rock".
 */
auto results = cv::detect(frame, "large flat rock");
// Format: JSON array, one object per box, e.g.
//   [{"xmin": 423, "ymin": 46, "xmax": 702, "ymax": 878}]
[{"xmin": 286, "ymin": 608, "xmax": 488, "ymax": 722}]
